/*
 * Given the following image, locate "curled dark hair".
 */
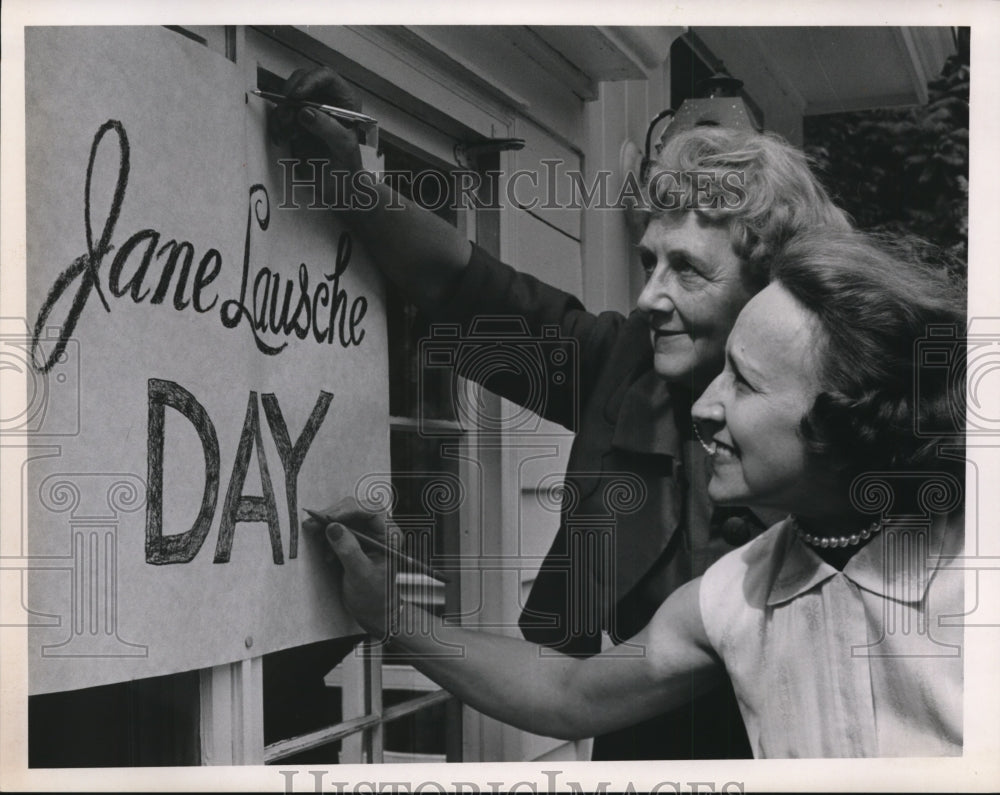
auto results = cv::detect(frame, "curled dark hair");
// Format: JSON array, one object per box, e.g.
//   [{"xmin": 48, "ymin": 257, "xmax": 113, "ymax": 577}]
[{"xmin": 771, "ymin": 229, "xmax": 967, "ymax": 479}]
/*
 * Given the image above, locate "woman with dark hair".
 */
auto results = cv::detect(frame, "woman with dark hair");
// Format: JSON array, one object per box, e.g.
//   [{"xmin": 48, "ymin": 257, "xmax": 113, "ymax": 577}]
[
  {"xmin": 688, "ymin": 229, "xmax": 965, "ymax": 756},
  {"xmin": 320, "ymin": 224, "xmax": 965, "ymax": 757}
]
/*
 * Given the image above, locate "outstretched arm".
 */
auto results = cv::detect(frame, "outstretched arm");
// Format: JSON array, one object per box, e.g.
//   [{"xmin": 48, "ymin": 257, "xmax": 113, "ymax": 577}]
[
  {"xmin": 323, "ymin": 522, "xmax": 723, "ymax": 740},
  {"xmin": 272, "ymin": 68, "xmax": 621, "ymax": 428},
  {"xmin": 270, "ymin": 68, "xmax": 471, "ymax": 312}
]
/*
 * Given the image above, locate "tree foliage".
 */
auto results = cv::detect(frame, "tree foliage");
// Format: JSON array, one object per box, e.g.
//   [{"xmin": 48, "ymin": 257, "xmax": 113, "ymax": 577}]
[{"xmin": 804, "ymin": 28, "xmax": 969, "ymax": 278}]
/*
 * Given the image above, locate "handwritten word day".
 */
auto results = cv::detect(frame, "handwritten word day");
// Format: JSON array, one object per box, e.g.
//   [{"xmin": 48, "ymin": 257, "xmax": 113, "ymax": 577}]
[{"xmin": 28, "ymin": 120, "xmax": 368, "ymax": 566}]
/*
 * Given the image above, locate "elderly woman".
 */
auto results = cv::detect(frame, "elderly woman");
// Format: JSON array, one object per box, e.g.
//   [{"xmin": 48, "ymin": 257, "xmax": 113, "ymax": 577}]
[
  {"xmin": 322, "ymin": 228, "xmax": 965, "ymax": 757},
  {"xmin": 279, "ymin": 66, "xmax": 850, "ymax": 758}
]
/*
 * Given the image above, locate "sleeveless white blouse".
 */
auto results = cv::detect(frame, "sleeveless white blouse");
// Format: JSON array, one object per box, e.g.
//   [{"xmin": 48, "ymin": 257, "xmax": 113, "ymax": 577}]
[{"xmin": 698, "ymin": 514, "xmax": 963, "ymax": 758}]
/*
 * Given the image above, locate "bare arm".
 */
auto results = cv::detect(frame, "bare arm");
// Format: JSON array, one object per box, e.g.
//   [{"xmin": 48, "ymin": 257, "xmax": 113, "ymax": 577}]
[
  {"xmin": 323, "ymin": 522, "xmax": 724, "ymax": 740},
  {"xmin": 271, "ymin": 68, "xmax": 471, "ymax": 311}
]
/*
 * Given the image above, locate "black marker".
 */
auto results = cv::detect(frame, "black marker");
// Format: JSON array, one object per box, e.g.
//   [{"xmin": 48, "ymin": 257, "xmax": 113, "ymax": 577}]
[
  {"xmin": 251, "ymin": 89, "xmax": 378, "ymax": 125},
  {"xmin": 304, "ymin": 508, "xmax": 450, "ymax": 583}
]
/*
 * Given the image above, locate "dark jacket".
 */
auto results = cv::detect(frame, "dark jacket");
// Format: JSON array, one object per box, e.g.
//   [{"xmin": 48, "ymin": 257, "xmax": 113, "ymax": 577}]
[
  {"xmin": 433, "ymin": 244, "xmax": 755, "ymax": 757},
  {"xmin": 435, "ymin": 244, "xmax": 754, "ymax": 648}
]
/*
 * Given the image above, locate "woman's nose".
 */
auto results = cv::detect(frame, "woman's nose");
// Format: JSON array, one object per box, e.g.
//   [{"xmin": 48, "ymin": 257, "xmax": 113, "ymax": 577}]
[
  {"xmin": 691, "ymin": 391, "xmax": 724, "ymax": 453},
  {"xmin": 636, "ymin": 265, "xmax": 674, "ymax": 315},
  {"xmin": 692, "ymin": 375, "xmax": 726, "ymax": 428}
]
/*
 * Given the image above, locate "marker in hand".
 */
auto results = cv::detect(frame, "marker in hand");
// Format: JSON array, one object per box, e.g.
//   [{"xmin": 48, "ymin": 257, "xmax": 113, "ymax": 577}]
[
  {"xmin": 304, "ymin": 508, "xmax": 450, "ymax": 583},
  {"xmin": 252, "ymin": 89, "xmax": 378, "ymax": 125}
]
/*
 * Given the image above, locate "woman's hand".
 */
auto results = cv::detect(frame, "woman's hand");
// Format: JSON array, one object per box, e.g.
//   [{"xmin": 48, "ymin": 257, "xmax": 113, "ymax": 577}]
[
  {"xmin": 303, "ymin": 495, "xmax": 389, "ymax": 542},
  {"xmin": 304, "ymin": 495, "xmax": 396, "ymax": 637},
  {"xmin": 262, "ymin": 70, "xmax": 471, "ymax": 302},
  {"xmin": 266, "ymin": 67, "xmax": 368, "ymax": 201},
  {"xmin": 323, "ymin": 522, "xmax": 397, "ymax": 639}
]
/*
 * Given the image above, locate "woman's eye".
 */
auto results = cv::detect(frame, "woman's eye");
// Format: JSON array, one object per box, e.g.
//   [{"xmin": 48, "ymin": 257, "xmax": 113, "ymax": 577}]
[
  {"xmin": 672, "ymin": 258, "xmax": 696, "ymax": 274},
  {"xmin": 639, "ymin": 250, "xmax": 656, "ymax": 274}
]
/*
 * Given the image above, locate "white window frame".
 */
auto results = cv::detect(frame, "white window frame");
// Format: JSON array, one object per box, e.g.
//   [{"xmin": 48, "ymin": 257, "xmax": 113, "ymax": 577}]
[{"xmin": 193, "ymin": 24, "xmax": 510, "ymax": 766}]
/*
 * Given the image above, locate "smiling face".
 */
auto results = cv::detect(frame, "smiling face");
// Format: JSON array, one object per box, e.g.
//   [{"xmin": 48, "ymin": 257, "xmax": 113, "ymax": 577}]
[
  {"xmin": 691, "ymin": 282, "xmax": 844, "ymax": 517},
  {"xmin": 636, "ymin": 212, "xmax": 756, "ymax": 393}
]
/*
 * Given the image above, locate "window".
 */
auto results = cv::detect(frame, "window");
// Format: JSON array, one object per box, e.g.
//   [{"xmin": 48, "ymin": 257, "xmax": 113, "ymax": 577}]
[
  {"xmin": 260, "ymin": 138, "xmax": 485, "ymax": 766},
  {"xmin": 28, "ymin": 671, "xmax": 201, "ymax": 767}
]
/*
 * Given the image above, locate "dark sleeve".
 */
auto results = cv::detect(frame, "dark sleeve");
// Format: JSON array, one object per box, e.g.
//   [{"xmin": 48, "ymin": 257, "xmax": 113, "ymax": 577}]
[{"xmin": 425, "ymin": 244, "xmax": 627, "ymax": 431}]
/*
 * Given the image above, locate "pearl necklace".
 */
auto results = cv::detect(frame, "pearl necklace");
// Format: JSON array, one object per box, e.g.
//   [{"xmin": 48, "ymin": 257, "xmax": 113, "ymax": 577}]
[{"xmin": 792, "ymin": 516, "xmax": 882, "ymax": 549}]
